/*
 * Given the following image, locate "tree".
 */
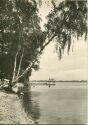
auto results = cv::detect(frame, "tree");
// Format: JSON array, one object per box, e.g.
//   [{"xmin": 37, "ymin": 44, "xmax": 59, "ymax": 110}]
[
  {"xmin": 14, "ymin": 0, "xmax": 87, "ymax": 83},
  {"xmin": 0, "ymin": 0, "xmax": 46, "ymax": 86},
  {"xmin": 45, "ymin": 0, "xmax": 87, "ymax": 59},
  {"xmin": 0, "ymin": 0, "xmax": 87, "ymax": 89}
]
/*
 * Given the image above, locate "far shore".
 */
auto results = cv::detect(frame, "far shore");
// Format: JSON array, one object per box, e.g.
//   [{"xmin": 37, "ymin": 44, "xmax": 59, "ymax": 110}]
[{"xmin": 30, "ymin": 80, "xmax": 87, "ymax": 82}]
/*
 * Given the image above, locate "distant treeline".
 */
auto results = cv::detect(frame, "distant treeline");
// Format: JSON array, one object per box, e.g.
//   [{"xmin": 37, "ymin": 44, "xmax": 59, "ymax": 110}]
[{"xmin": 30, "ymin": 80, "xmax": 87, "ymax": 83}]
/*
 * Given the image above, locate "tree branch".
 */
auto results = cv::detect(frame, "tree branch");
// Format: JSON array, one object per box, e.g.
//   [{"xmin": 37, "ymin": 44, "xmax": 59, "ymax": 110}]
[{"xmin": 40, "ymin": 34, "xmax": 56, "ymax": 52}]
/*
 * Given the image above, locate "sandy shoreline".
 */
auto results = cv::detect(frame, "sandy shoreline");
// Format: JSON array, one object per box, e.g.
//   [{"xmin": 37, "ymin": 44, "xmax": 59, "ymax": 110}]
[{"xmin": 0, "ymin": 91, "xmax": 34, "ymax": 124}]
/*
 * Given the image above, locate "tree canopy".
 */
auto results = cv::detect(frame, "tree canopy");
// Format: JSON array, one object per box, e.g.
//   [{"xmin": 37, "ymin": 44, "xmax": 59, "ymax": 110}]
[
  {"xmin": 0, "ymin": 0, "xmax": 46, "ymax": 82},
  {"xmin": 45, "ymin": 0, "xmax": 87, "ymax": 59},
  {"xmin": 0, "ymin": 0, "xmax": 87, "ymax": 85}
]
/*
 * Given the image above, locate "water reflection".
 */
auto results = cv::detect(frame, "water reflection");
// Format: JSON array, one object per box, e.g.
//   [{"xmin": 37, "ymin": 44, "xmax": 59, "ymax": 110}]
[
  {"xmin": 20, "ymin": 82, "xmax": 87, "ymax": 124},
  {"xmin": 21, "ymin": 87, "xmax": 40, "ymax": 124}
]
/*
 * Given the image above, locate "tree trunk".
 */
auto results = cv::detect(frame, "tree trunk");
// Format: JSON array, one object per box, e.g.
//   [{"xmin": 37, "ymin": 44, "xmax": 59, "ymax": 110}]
[
  {"xmin": 16, "ymin": 52, "xmax": 24, "ymax": 78},
  {"xmin": 12, "ymin": 52, "xmax": 18, "ymax": 83},
  {"xmin": 13, "ymin": 34, "xmax": 56, "ymax": 84}
]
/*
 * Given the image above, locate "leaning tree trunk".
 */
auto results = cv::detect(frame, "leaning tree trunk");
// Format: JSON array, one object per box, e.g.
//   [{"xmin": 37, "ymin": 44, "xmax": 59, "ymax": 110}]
[
  {"xmin": 19, "ymin": 69, "xmax": 32, "ymax": 91},
  {"xmin": 13, "ymin": 34, "xmax": 56, "ymax": 84},
  {"xmin": 12, "ymin": 52, "xmax": 18, "ymax": 83}
]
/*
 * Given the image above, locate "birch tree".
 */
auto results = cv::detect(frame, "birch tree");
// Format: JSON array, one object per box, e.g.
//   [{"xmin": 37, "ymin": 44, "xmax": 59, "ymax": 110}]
[
  {"xmin": 0, "ymin": 0, "xmax": 87, "ymax": 88},
  {"xmin": 0, "ymin": 0, "xmax": 46, "ymax": 85}
]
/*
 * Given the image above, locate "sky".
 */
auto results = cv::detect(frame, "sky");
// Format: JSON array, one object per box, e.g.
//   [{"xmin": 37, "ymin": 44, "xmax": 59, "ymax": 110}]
[{"xmin": 30, "ymin": 0, "xmax": 88, "ymax": 81}]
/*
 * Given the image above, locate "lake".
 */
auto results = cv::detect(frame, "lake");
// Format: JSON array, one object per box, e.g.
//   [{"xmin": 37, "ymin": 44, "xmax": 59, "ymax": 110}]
[{"xmin": 22, "ymin": 82, "xmax": 87, "ymax": 124}]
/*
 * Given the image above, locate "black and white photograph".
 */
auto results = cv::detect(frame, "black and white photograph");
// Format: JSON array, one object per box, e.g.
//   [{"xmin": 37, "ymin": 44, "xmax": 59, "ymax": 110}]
[{"xmin": 0, "ymin": 0, "xmax": 87, "ymax": 124}]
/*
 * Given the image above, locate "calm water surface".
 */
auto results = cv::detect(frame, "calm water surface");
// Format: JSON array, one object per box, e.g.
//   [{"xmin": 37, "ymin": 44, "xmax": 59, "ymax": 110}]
[{"xmin": 23, "ymin": 82, "xmax": 87, "ymax": 124}]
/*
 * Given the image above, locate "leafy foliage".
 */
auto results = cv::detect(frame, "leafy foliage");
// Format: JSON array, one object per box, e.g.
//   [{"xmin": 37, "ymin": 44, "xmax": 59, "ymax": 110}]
[
  {"xmin": 45, "ymin": 0, "xmax": 87, "ymax": 59},
  {"xmin": 0, "ymin": 0, "xmax": 46, "ymax": 80},
  {"xmin": 0, "ymin": 0, "xmax": 87, "ymax": 83}
]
